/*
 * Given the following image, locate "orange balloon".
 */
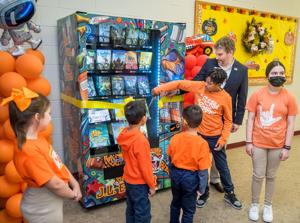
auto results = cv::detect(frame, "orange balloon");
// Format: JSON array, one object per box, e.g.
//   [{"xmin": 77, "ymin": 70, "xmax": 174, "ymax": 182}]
[
  {"xmin": 25, "ymin": 49, "xmax": 45, "ymax": 65},
  {"xmin": 3, "ymin": 119, "xmax": 16, "ymax": 140},
  {"xmin": 0, "ymin": 139, "xmax": 14, "ymax": 163},
  {"xmin": 27, "ymin": 76, "xmax": 51, "ymax": 96},
  {"xmin": 38, "ymin": 122, "xmax": 53, "ymax": 139},
  {"xmin": 0, "ymin": 210, "xmax": 22, "ymax": 223},
  {"xmin": 0, "ymin": 72, "xmax": 27, "ymax": 97},
  {"xmin": 20, "ymin": 182, "xmax": 27, "ymax": 193},
  {"xmin": 0, "ymin": 176, "xmax": 20, "ymax": 198},
  {"xmin": 0, "ymin": 103, "xmax": 9, "ymax": 123},
  {"xmin": 5, "ymin": 193, "xmax": 23, "ymax": 218},
  {"xmin": 5, "ymin": 161, "xmax": 23, "ymax": 183},
  {"xmin": 0, "ymin": 51, "xmax": 15, "ymax": 76},
  {"xmin": 16, "ymin": 54, "xmax": 43, "ymax": 80}
]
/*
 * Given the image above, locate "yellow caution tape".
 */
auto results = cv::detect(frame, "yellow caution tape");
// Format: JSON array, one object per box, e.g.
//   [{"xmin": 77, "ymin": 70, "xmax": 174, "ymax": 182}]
[
  {"xmin": 61, "ymin": 93, "xmax": 124, "ymax": 109},
  {"xmin": 158, "ymin": 95, "xmax": 184, "ymax": 108},
  {"xmin": 61, "ymin": 93, "xmax": 183, "ymax": 110}
]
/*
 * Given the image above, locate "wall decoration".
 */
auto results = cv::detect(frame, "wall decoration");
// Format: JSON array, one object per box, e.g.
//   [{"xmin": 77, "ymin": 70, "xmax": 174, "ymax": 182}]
[
  {"xmin": 242, "ymin": 18, "xmax": 274, "ymax": 55},
  {"xmin": 195, "ymin": 1, "xmax": 298, "ymax": 85}
]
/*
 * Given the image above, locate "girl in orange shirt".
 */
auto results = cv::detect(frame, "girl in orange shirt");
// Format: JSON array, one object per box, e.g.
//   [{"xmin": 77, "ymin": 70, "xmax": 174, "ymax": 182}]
[
  {"xmin": 1, "ymin": 88, "xmax": 82, "ymax": 223},
  {"xmin": 246, "ymin": 60, "xmax": 298, "ymax": 222}
]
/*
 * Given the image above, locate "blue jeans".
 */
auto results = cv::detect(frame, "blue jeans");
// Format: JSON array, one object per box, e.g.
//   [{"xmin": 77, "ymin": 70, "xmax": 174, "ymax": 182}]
[
  {"xmin": 125, "ymin": 182, "xmax": 151, "ymax": 223},
  {"xmin": 201, "ymin": 135, "xmax": 234, "ymax": 195},
  {"xmin": 170, "ymin": 166, "xmax": 198, "ymax": 223}
]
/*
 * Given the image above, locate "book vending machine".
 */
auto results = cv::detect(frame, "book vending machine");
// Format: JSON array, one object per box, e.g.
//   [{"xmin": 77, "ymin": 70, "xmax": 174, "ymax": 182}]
[{"xmin": 57, "ymin": 12, "xmax": 186, "ymax": 208}]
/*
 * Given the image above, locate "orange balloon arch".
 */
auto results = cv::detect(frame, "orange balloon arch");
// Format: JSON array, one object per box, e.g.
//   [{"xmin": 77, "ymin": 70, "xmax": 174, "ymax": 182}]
[{"xmin": 0, "ymin": 50, "xmax": 52, "ymax": 222}]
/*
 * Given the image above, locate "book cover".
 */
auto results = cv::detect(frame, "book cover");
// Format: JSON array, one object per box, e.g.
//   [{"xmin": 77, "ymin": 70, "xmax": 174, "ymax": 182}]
[
  {"xmin": 138, "ymin": 29, "xmax": 151, "ymax": 46},
  {"xmin": 112, "ymin": 76, "xmax": 125, "ymax": 96},
  {"xmin": 139, "ymin": 52, "xmax": 152, "ymax": 70},
  {"xmin": 86, "ymin": 24, "xmax": 98, "ymax": 46},
  {"xmin": 96, "ymin": 49, "xmax": 111, "ymax": 70},
  {"xmin": 160, "ymin": 104, "xmax": 171, "ymax": 123},
  {"xmin": 111, "ymin": 121, "xmax": 128, "ymax": 144},
  {"xmin": 86, "ymin": 50, "xmax": 95, "ymax": 71},
  {"xmin": 112, "ymin": 50, "xmax": 126, "ymax": 70},
  {"xmin": 170, "ymin": 102, "xmax": 182, "ymax": 123},
  {"xmin": 110, "ymin": 25, "xmax": 125, "ymax": 46},
  {"xmin": 88, "ymin": 109, "xmax": 111, "ymax": 123},
  {"xmin": 137, "ymin": 76, "xmax": 150, "ymax": 95},
  {"xmin": 124, "ymin": 76, "xmax": 137, "ymax": 95},
  {"xmin": 99, "ymin": 23, "xmax": 110, "ymax": 43},
  {"xmin": 125, "ymin": 28, "xmax": 139, "ymax": 46},
  {"xmin": 89, "ymin": 123, "xmax": 110, "ymax": 148},
  {"xmin": 111, "ymin": 99, "xmax": 126, "ymax": 121},
  {"xmin": 125, "ymin": 51, "xmax": 138, "ymax": 70},
  {"xmin": 87, "ymin": 75, "xmax": 97, "ymax": 98},
  {"xmin": 94, "ymin": 76, "xmax": 111, "ymax": 96}
]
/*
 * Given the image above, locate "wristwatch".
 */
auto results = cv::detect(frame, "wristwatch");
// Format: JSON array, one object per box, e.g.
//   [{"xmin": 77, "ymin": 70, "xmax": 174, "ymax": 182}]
[{"xmin": 283, "ymin": 145, "xmax": 291, "ymax": 150}]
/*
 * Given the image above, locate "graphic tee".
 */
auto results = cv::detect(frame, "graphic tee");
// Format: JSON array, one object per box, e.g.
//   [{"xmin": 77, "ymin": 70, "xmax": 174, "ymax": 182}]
[
  {"xmin": 154, "ymin": 80, "xmax": 232, "ymax": 145},
  {"xmin": 247, "ymin": 87, "xmax": 298, "ymax": 148}
]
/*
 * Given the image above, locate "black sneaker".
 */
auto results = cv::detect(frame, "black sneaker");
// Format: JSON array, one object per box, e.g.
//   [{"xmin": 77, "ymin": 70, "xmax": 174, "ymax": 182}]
[
  {"xmin": 196, "ymin": 194, "xmax": 209, "ymax": 208},
  {"xmin": 224, "ymin": 191, "xmax": 242, "ymax": 210}
]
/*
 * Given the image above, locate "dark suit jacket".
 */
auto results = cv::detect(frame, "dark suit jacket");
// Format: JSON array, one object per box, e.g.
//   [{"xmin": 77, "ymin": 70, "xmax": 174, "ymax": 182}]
[{"xmin": 193, "ymin": 58, "xmax": 248, "ymax": 125}]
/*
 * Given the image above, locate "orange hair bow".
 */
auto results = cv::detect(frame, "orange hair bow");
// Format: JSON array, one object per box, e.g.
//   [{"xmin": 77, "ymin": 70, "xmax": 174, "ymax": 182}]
[{"xmin": 1, "ymin": 87, "xmax": 39, "ymax": 112}]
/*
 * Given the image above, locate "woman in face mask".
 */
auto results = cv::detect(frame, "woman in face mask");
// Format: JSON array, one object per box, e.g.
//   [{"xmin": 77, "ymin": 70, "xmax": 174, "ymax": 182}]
[{"xmin": 245, "ymin": 60, "xmax": 298, "ymax": 223}]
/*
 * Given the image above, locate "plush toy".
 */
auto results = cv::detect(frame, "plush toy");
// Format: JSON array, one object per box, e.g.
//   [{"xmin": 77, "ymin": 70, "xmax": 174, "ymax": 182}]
[{"xmin": 0, "ymin": 0, "xmax": 42, "ymax": 56}]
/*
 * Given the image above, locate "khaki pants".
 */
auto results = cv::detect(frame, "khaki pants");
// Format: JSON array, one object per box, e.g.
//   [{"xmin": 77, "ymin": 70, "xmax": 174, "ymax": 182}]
[
  {"xmin": 21, "ymin": 187, "xmax": 63, "ymax": 223},
  {"xmin": 251, "ymin": 146, "xmax": 282, "ymax": 205},
  {"xmin": 210, "ymin": 158, "xmax": 220, "ymax": 183}
]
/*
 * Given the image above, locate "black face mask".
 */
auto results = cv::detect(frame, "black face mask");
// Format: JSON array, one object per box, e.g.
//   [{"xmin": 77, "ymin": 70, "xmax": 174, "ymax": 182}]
[{"xmin": 268, "ymin": 76, "xmax": 286, "ymax": 87}]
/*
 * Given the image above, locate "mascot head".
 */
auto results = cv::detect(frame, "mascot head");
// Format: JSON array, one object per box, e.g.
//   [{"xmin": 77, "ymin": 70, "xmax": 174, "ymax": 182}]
[{"xmin": 0, "ymin": 0, "xmax": 36, "ymax": 29}]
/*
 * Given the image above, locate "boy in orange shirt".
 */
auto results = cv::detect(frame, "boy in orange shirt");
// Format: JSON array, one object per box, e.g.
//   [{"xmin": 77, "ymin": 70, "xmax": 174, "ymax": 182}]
[
  {"xmin": 117, "ymin": 100, "xmax": 156, "ymax": 223},
  {"xmin": 168, "ymin": 105, "xmax": 211, "ymax": 223},
  {"xmin": 153, "ymin": 68, "xmax": 242, "ymax": 210}
]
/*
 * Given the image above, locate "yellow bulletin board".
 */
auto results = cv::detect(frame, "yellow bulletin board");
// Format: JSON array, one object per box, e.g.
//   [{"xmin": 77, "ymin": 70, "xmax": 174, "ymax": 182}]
[{"xmin": 195, "ymin": 1, "xmax": 298, "ymax": 85}]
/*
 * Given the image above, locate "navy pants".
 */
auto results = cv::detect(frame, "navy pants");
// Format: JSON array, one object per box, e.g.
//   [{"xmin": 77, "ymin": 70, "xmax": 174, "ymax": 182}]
[
  {"xmin": 125, "ymin": 182, "xmax": 151, "ymax": 223},
  {"xmin": 201, "ymin": 135, "xmax": 234, "ymax": 195},
  {"xmin": 170, "ymin": 166, "xmax": 198, "ymax": 223}
]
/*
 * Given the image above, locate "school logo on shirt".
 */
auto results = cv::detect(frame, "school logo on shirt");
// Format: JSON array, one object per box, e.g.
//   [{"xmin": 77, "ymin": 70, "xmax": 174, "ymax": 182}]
[
  {"xmin": 197, "ymin": 95, "xmax": 220, "ymax": 115},
  {"xmin": 49, "ymin": 145, "xmax": 63, "ymax": 169},
  {"xmin": 259, "ymin": 104, "xmax": 282, "ymax": 127}
]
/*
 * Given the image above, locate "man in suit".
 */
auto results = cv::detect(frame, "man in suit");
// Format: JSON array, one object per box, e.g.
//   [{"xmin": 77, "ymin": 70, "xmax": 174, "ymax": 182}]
[{"xmin": 194, "ymin": 36, "xmax": 248, "ymax": 209}]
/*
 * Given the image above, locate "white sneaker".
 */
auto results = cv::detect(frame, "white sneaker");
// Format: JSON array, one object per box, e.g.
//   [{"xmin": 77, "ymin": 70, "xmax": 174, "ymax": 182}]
[
  {"xmin": 249, "ymin": 203, "xmax": 259, "ymax": 221},
  {"xmin": 263, "ymin": 205, "xmax": 273, "ymax": 222}
]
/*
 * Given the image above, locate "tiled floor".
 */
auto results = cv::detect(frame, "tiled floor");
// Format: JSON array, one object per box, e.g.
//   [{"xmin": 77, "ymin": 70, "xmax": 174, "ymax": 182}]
[{"xmin": 64, "ymin": 136, "xmax": 300, "ymax": 223}]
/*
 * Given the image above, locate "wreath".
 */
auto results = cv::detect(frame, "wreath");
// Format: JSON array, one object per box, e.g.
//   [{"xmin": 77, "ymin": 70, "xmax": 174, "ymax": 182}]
[{"xmin": 242, "ymin": 18, "xmax": 274, "ymax": 55}]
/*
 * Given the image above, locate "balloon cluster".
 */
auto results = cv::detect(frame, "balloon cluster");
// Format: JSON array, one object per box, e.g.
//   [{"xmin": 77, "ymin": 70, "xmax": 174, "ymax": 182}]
[
  {"xmin": 0, "ymin": 50, "xmax": 52, "ymax": 223},
  {"xmin": 183, "ymin": 54, "xmax": 208, "ymax": 108}
]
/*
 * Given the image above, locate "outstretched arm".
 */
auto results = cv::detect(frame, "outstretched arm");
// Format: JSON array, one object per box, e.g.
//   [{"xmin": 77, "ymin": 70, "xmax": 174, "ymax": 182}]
[{"xmin": 152, "ymin": 80, "xmax": 204, "ymax": 96}]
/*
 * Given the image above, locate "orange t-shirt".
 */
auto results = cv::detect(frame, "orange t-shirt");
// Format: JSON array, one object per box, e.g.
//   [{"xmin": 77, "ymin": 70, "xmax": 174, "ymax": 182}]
[
  {"xmin": 154, "ymin": 80, "xmax": 232, "ymax": 145},
  {"xmin": 167, "ymin": 132, "xmax": 211, "ymax": 171},
  {"xmin": 246, "ymin": 87, "xmax": 298, "ymax": 148},
  {"xmin": 14, "ymin": 138, "xmax": 70, "ymax": 187}
]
